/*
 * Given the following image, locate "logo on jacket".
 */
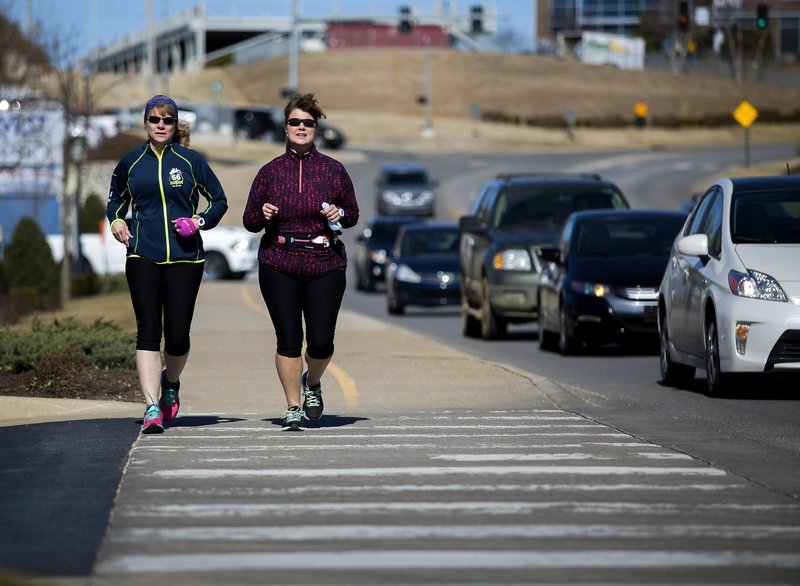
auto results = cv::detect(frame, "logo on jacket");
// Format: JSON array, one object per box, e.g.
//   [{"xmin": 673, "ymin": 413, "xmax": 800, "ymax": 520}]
[{"xmin": 169, "ymin": 168, "xmax": 184, "ymax": 187}]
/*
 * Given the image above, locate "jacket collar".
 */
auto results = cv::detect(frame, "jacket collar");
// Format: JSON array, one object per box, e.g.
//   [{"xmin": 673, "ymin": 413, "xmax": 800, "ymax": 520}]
[{"xmin": 285, "ymin": 144, "xmax": 317, "ymax": 161}]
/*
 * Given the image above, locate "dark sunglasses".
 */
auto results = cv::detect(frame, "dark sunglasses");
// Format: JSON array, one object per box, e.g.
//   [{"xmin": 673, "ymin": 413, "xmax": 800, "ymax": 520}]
[
  {"xmin": 147, "ymin": 115, "xmax": 176, "ymax": 125},
  {"xmin": 286, "ymin": 118, "xmax": 316, "ymax": 128}
]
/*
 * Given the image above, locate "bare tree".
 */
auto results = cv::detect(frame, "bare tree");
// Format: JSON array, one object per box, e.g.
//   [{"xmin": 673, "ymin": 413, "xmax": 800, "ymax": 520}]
[{"xmin": 1, "ymin": 6, "xmax": 88, "ymax": 305}]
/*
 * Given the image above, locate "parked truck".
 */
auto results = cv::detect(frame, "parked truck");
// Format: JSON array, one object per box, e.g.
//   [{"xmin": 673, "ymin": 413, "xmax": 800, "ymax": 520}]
[
  {"xmin": 47, "ymin": 222, "xmax": 260, "ymax": 281},
  {"xmin": 557, "ymin": 31, "xmax": 645, "ymax": 71}
]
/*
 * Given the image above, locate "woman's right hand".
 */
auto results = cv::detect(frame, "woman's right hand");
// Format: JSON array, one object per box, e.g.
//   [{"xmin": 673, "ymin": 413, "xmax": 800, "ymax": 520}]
[
  {"xmin": 262, "ymin": 203, "xmax": 279, "ymax": 221},
  {"xmin": 110, "ymin": 220, "xmax": 133, "ymax": 247}
]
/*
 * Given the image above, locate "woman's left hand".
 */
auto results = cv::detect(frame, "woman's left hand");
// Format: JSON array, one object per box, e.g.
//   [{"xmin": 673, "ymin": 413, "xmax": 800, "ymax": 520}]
[{"xmin": 321, "ymin": 204, "xmax": 341, "ymax": 223}]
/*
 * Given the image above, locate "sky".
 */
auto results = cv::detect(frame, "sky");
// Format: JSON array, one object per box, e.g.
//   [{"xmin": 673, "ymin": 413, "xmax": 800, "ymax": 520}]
[{"xmin": 5, "ymin": 0, "xmax": 536, "ymax": 56}]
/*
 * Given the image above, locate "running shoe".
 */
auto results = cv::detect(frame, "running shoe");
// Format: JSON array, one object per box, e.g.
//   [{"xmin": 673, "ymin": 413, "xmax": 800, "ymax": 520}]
[
  {"xmin": 301, "ymin": 371, "xmax": 324, "ymax": 420},
  {"xmin": 159, "ymin": 370, "xmax": 180, "ymax": 423},
  {"xmin": 281, "ymin": 406, "xmax": 306, "ymax": 431},
  {"xmin": 141, "ymin": 404, "xmax": 164, "ymax": 434}
]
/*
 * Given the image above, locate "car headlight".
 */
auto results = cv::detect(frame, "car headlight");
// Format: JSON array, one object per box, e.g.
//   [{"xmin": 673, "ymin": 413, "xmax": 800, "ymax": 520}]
[
  {"xmin": 417, "ymin": 190, "xmax": 434, "ymax": 202},
  {"xmin": 728, "ymin": 269, "xmax": 787, "ymax": 302},
  {"xmin": 571, "ymin": 280, "xmax": 608, "ymax": 297},
  {"xmin": 369, "ymin": 249, "xmax": 388, "ymax": 264},
  {"xmin": 382, "ymin": 190, "xmax": 400, "ymax": 203},
  {"xmin": 395, "ymin": 263, "xmax": 421, "ymax": 283},
  {"xmin": 229, "ymin": 238, "xmax": 251, "ymax": 252},
  {"xmin": 492, "ymin": 249, "xmax": 532, "ymax": 271}
]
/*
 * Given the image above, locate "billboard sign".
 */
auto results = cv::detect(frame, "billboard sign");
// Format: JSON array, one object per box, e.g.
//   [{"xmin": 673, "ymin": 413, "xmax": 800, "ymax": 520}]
[{"xmin": 0, "ymin": 100, "xmax": 65, "ymax": 246}]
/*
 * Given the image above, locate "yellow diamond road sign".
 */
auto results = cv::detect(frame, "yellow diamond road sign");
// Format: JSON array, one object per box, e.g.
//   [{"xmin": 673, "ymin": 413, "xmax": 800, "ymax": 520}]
[{"xmin": 733, "ymin": 100, "xmax": 758, "ymax": 128}]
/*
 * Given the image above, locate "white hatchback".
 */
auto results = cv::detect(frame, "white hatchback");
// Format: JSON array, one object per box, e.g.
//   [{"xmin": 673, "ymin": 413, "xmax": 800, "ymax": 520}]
[{"xmin": 658, "ymin": 176, "xmax": 800, "ymax": 395}]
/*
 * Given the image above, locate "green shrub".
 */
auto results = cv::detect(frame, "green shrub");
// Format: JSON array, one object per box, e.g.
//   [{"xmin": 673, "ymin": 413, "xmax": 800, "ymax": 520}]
[
  {"xmin": 80, "ymin": 193, "xmax": 107, "ymax": 234},
  {"xmin": 98, "ymin": 273, "xmax": 130, "ymax": 294},
  {"xmin": 0, "ymin": 316, "xmax": 136, "ymax": 372},
  {"xmin": 6, "ymin": 217, "xmax": 59, "ymax": 294}
]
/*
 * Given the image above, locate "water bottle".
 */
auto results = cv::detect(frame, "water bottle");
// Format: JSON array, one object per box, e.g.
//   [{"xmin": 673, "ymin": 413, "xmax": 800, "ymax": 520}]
[{"xmin": 322, "ymin": 202, "xmax": 342, "ymax": 231}]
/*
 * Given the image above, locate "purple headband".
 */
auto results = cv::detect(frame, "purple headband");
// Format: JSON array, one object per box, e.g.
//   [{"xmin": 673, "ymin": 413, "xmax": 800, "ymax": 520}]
[{"xmin": 144, "ymin": 95, "xmax": 179, "ymax": 120}]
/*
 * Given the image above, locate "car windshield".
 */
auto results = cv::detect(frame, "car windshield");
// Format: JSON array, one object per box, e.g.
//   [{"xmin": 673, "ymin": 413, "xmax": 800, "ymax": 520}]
[
  {"xmin": 574, "ymin": 217, "xmax": 685, "ymax": 258},
  {"xmin": 731, "ymin": 190, "xmax": 800, "ymax": 244},
  {"xmin": 384, "ymin": 171, "xmax": 429, "ymax": 186},
  {"xmin": 494, "ymin": 186, "xmax": 627, "ymax": 229},
  {"xmin": 401, "ymin": 229, "xmax": 459, "ymax": 256},
  {"xmin": 370, "ymin": 222, "xmax": 410, "ymax": 241}
]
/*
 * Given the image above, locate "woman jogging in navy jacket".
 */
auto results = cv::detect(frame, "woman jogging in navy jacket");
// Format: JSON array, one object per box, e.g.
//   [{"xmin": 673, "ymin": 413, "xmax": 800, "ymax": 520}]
[{"xmin": 107, "ymin": 95, "xmax": 228, "ymax": 434}]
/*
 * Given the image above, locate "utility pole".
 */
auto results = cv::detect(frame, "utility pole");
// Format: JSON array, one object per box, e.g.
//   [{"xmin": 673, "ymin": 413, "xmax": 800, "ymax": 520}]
[
  {"xmin": 287, "ymin": 0, "xmax": 299, "ymax": 97},
  {"xmin": 145, "ymin": 0, "xmax": 156, "ymax": 96},
  {"xmin": 421, "ymin": 36, "xmax": 434, "ymax": 137}
]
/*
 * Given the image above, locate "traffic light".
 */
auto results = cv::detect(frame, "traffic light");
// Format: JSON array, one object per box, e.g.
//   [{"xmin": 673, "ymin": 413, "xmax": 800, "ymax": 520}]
[
  {"xmin": 756, "ymin": 3, "xmax": 769, "ymax": 30},
  {"xmin": 398, "ymin": 6, "xmax": 412, "ymax": 34},
  {"xmin": 677, "ymin": 1, "xmax": 689, "ymax": 31},
  {"xmin": 470, "ymin": 5, "xmax": 484, "ymax": 34}
]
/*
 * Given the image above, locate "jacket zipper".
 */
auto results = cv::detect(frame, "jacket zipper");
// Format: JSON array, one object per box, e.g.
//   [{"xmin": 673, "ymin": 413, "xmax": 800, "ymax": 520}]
[{"xmin": 155, "ymin": 147, "xmax": 170, "ymax": 261}]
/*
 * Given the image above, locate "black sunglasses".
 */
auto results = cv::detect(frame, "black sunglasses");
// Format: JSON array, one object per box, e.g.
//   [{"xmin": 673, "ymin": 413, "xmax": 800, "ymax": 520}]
[
  {"xmin": 147, "ymin": 116, "xmax": 176, "ymax": 126},
  {"xmin": 286, "ymin": 118, "xmax": 316, "ymax": 128}
]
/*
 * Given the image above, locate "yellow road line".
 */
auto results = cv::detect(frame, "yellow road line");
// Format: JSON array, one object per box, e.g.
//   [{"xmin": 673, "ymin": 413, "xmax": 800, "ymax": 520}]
[{"xmin": 238, "ymin": 284, "xmax": 360, "ymax": 408}]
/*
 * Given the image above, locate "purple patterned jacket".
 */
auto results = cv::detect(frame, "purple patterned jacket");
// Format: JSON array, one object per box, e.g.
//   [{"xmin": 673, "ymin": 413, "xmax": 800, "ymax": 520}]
[{"xmin": 242, "ymin": 145, "xmax": 359, "ymax": 276}]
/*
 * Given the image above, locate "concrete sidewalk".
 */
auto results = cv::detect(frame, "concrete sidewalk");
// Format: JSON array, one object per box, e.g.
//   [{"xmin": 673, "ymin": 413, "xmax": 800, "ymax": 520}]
[{"xmin": 0, "ymin": 279, "xmax": 551, "ymax": 428}]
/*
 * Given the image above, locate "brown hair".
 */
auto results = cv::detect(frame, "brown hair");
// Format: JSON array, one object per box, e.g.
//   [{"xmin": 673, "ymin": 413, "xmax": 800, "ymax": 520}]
[{"xmin": 283, "ymin": 93, "xmax": 325, "ymax": 123}]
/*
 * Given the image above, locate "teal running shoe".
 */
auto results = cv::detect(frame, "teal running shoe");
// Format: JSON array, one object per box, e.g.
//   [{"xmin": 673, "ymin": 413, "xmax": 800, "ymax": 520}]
[{"xmin": 142, "ymin": 404, "xmax": 164, "ymax": 434}]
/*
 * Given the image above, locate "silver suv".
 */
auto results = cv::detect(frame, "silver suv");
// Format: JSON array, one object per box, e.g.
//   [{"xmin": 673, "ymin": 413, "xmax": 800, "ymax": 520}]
[
  {"xmin": 375, "ymin": 163, "xmax": 437, "ymax": 217},
  {"xmin": 459, "ymin": 173, "xmax": 630, "ymax": 339}
]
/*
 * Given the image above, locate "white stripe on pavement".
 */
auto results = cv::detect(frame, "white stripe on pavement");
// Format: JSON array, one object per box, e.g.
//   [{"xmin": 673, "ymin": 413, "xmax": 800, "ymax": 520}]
[
  {"xmin": 151, "ymin": 465, "xmax": 726, "ymax": 479},
  {"xmin": 97, "ymin": 550, "xmax": 800, "ymax": 573},
  {"xmin": 111, "ymin": 523, "xmax": 800, "ymax": 543}
]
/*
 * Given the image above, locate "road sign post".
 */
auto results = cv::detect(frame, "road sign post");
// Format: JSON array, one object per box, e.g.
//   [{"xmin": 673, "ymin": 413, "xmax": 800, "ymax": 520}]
[{"xmin": 733, "ymin": 100, "xmax": 758, "ymax": 168}]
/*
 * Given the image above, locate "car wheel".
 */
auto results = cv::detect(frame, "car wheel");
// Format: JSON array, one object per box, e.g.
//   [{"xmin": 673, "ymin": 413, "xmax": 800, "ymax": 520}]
[
  {"xmin": 203, "ymin": 252, "xmax": 230, "ymax": 281},
  {"xmin": 705, "ymin": 318, "xmax": 730, "ymax": 396},
  {"xmin": 538, "ymin": 302, "xmax": 557, "ymax": 351},
  {"xmin": 364, "ymin": 273, "xmax": 376, "ymax": 292},
  {"xmin": 480, "ymin": 278, "xmax": 505, "ymax": 339},
  {"xmin": 558, "ymin": 302, "xmax": 580, "ymax": 355},
  {"xmin": 387, "ymin": 293, "xmax": 405, "ymax": 315},
  {"xmin": 659, "ymin": 319, "xmax": 695, "ymax": 387}
]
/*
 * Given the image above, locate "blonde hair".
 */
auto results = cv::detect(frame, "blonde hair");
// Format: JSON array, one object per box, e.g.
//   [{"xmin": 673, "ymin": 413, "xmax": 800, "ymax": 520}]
[{"xmin": 176, "ymin": 120, "xmax": 191, "ymax": 147}]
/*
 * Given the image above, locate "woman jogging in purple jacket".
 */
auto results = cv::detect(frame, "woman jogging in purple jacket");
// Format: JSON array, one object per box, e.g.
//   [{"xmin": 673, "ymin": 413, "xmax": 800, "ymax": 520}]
[{"xmin": 242, "ymin": 93, "xmax": 359, "ymax": 431}]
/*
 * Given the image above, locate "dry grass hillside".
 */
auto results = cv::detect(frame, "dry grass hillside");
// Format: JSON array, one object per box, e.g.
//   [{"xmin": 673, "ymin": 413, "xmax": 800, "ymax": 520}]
[{"xmin": 94, "ymin": 49, "xmax": 800, "ymax": 127}]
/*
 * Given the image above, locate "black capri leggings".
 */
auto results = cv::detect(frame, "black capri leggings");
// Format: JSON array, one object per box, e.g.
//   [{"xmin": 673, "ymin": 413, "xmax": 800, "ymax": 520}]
[
  {"xmin": 258, "ymin": 265, "xmax": 346, "ymax": 359},
  {"xmin": 126, "ymin": 258, "xmax": 204, "ymax": 355}
]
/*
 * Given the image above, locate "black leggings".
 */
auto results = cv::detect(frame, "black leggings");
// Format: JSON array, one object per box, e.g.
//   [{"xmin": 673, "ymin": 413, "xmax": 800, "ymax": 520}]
[
  {"xmin": 126, "ymin": 258, "xmax": 204, "ymax": 355},
  {"xmin": 258, "ymin": 265, "xmax": 346, "ymax": 359}
]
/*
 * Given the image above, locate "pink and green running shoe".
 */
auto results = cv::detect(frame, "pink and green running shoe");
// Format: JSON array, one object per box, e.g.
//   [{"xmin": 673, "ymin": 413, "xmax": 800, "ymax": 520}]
[
  {"xmin": 159, "ymin": 370, "xmax": 180, "ymax": 423},
  {"xmin": 141, "ymin": 404, "xmax": 164, "ymax": 434}
]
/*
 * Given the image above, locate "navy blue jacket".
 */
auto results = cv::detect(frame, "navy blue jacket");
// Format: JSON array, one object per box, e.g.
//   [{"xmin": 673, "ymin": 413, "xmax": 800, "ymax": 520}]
[{"xmin": 106, "ymin": 142, "xmax": 228, "ymax": 264}]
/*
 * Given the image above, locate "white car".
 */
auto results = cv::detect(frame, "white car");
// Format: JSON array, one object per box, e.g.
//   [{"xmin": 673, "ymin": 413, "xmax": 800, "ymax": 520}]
[
  {"xmin": 658, "ymin": 176, "xmax": 800, "ymax": 395},
  {"xmin": 47, "ymin": 222, "xmax": 259, "ymax": 281}
]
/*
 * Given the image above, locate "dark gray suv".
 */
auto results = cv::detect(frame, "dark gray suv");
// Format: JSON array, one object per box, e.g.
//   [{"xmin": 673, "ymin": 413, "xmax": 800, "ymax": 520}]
[
  {"xmin": 459, "ymin": 173, "xmax": 630, "ymax": 339},
  {"xmin": 375, "ymin": 162, "xmax": 437, "ymax": 217}
]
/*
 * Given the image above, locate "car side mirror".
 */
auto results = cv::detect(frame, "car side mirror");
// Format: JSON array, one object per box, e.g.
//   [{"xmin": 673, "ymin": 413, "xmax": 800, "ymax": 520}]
[
  {"xmin": 537, "ymin": 246, "xmax": 561, "ymax": 264},
  {"xmin": 459, "ymin": 215, "xmax": 486, "ymax": 233},
  {"xmin": 676, "ymin": 233, "xmax": 709, "ymax": 259}
]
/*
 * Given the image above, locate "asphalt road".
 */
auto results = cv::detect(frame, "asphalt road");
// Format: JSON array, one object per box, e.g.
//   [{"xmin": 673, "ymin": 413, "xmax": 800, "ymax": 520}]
[{"xmin": 339, "ymin": 142, "xmax": 800, "ymax": 498}]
